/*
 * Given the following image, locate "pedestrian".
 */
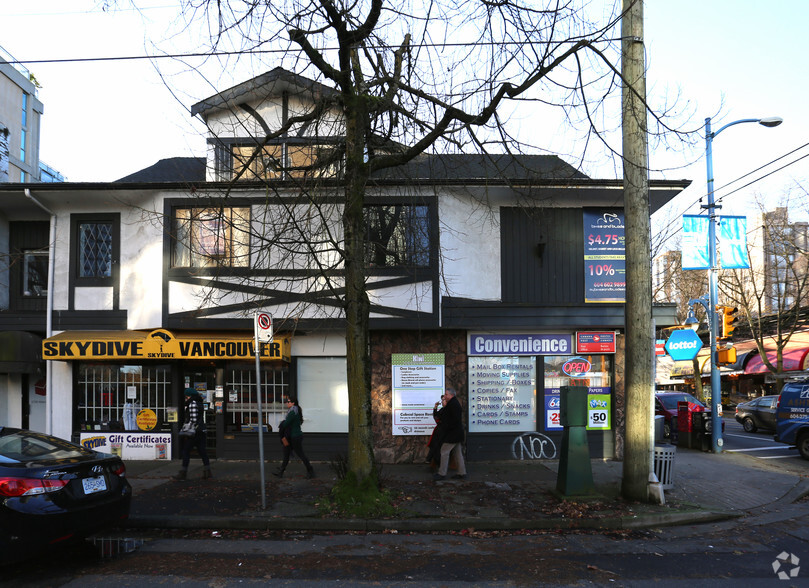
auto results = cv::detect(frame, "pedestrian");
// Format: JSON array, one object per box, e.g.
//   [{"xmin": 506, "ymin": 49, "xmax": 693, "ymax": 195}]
[
  {"xmin": 273, "ymin": 396, "xmax": 315, "ymax": 479},
  {"xmin": 176, "ymin": 388, "xmax": 212, "ymax": 480},
  {"xmin": 433, "ymin": 387, "xmax": 467, "ymax": 481},
  {"xmin": 426, "ymin": 393, "xmax": 447, "ymax": 465}
]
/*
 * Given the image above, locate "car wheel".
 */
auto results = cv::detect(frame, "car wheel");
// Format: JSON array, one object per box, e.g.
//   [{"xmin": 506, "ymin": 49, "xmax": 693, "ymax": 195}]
[
  {"xmin": 797, "ymin": 432, "xmax": 809, "ymax": 460},
  {"xmin": 742, "ymin": 417, "xmax": 757, "ymax": 433}
]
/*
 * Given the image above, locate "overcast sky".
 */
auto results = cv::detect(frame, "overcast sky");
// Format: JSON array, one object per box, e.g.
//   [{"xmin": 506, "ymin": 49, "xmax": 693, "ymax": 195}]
[{"xmin": 3, "ymin": 1, "xmax": 808, "ymax": 239}]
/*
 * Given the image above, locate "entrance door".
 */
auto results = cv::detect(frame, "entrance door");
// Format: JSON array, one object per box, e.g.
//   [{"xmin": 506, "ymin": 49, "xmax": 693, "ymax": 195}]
[{"xmin": 183, "ymin": 367, "xmax": 218, "ymax": 458}]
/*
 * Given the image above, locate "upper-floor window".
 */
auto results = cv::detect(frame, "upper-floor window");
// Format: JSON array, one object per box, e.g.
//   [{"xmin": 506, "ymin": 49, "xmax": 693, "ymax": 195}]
[
  {"xmin": 22, "ymin": 249, "xmax": 48, "ymax": 297},
  {"xmin": 228, "ymin": 142, "xmax": 342, "ymax": 181},
  {"xmin": 70, "ymin": 214, "xmax": 119, "ymax": 287},
  {"xmin": 364, "ymin": 204, "xmax": 430, "ymax": 268},
  {"xmin": 172, "ymin": 206, "xmax": 251, "ymax": 268}
]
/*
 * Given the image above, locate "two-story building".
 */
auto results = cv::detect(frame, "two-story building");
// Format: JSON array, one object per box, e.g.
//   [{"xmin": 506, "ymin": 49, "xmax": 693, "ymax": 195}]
[{"xmin": 0, "ymin": 68, "xmax": 687, "ymax": 462}]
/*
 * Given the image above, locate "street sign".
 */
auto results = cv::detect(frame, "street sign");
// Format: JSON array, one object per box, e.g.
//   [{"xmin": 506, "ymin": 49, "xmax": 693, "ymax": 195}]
[
  {"xmin": 664, "ymin": 329, "xmax": 703, "ymax": 361},
  {"xmin": 254, "ymin": 312, "xmax": 273, "ymax": 342}
]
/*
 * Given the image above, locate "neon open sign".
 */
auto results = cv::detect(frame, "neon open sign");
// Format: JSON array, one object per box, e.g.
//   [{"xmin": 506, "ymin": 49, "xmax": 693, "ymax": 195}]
[{"xmin": 562, "ymin": 357, "xmax": 591, "ymax": 377}]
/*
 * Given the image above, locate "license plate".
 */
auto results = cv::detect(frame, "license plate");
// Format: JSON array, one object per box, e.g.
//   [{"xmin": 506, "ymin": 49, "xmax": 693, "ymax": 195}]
[{"xmin": 82, "ymin": 475, "xmax": 107, "ymax": 494}]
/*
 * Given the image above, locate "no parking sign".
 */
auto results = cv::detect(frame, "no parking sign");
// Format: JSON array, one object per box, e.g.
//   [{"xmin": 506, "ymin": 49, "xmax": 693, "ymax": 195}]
[{"xmin": 254, "ymin": 312, "xmax": 273, "ymax": 342}]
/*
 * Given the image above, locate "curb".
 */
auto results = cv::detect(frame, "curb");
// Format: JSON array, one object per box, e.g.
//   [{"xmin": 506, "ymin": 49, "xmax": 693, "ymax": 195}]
[{"xmin": 124, "ymin": 508, "xmax": 740, "ymax": 533}]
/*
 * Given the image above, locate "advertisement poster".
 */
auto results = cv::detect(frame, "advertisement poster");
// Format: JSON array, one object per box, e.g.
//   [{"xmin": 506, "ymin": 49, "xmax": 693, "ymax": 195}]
[
  {"xmin": 576, "ymin": 331, "xmax": 616, "ymax": 353},
  {"xmin": 392, "ymin": 353, "xmax": 445, "ymax": 436},
  {"xmin": 79, "ymin": 432, "xmax": 172, "ymax": 460},
  {"xmin": 583, "ymin": 210, "xmax": 626, "ymax": 303},
  {"xmin": 469, "ymin": 356, "xmax": 536, "ymax": 432},
  {"xmin": 543, "ymin": 389, "xmax": 612, "ymax": 431}
]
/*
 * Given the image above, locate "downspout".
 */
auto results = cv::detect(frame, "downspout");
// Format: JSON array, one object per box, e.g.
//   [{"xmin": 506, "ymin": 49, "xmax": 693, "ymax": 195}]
[{"xmin": 24, "ymin": 189, "xmax": 55, "ymax": 435}]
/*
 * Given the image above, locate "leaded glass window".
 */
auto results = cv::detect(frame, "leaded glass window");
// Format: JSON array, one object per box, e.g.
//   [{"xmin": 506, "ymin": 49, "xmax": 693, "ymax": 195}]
[{"xmin": 79, "ymin": 222, "xmax": 113, "ymax": 278}]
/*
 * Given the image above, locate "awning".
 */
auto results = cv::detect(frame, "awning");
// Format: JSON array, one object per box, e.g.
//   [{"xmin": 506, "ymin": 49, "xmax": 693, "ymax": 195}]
[
  {"xmin": 0, "ymin": 331, "xmax": 43, "ymax": 373},
  {"xmin": 42, "ymin": 329, "xmax": 290, "ymax": 362},
  {"xmin": 744, "ymin": 346, "xmax": 809, "ymax": 374}
]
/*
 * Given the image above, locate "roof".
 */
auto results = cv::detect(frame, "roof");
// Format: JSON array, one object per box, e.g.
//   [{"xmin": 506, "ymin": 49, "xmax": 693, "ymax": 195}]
[
  {"xmin": 190, "ymin": 67, "xmax": 337, "ymax": 118},
  {"xmin": 114, "ymin": 157, "xmax": 206, "ymax": 183}
]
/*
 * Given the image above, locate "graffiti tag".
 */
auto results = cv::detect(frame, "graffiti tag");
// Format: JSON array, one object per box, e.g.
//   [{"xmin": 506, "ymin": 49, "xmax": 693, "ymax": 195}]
[{"xmin": 511, "ymin": 432, "xmax": 557, "ymax": 460}]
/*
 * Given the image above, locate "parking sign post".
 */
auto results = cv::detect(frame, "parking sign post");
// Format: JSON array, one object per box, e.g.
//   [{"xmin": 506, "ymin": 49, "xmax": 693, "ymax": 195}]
[{"xmin": 253, "ymin": 313, "xmax": 273, "ymax": 509}]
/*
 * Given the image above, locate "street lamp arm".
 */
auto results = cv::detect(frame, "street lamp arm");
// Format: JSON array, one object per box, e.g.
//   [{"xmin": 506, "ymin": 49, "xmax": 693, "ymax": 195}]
[{"xmin": 708, "ymin": 116, "xmax": 783, "ymax": 140}]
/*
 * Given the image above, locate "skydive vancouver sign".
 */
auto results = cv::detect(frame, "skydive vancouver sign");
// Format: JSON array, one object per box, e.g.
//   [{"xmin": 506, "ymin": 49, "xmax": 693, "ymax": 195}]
[{"xmin": 664, "ymin": 330, "xmax": 703, "ymax": 361}]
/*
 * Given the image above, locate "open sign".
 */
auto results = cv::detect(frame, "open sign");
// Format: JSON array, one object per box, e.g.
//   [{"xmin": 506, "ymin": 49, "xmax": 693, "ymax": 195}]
[{"xmin": 562, "ymin": 357, "xmax": 591, "ymax": 377}]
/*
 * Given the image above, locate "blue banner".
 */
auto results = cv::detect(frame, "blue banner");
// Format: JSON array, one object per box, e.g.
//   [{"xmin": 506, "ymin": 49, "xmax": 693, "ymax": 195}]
[
  {"xmin": 719, "ymin": 216, "xmax": 750, "ymax": 269},
  {"xmin": 682, "ymin": 215, "xmax": 710, "ymax": 270}
]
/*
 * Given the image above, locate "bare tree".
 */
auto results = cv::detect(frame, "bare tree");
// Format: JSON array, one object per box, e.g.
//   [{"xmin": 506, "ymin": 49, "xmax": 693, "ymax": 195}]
[
  {"xmin": 124, "ymin": 0, "xmax": 691, "ymax": 491},
  {"xmin": 722, "ymin": 196, "xmax": 809, "ymax": 392}
]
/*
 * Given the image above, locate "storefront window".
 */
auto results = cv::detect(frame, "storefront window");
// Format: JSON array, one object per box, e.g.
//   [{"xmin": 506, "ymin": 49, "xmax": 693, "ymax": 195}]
[
  {"xmin": 468, "ymin": 356, "xmax": 536, "ymax": 433},
  {"xmin": 543, "ymin": 355, "xmax": 612, "ymax": 432},
  {"xmin": 76, "ymin": 364, "xmax": 171, "ymax": 432},
  {"xmin": 225, "ymin": 364, "xmax": 289, "ymax": 432},
  {"xmin": 296, "ymin": 357, "xmax": 348, "ymax": 432}
]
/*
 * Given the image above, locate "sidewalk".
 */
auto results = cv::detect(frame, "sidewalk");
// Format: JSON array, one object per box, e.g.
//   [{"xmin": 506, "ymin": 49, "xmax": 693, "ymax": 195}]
[{"xmin": 122, "ymin": 445, "xmax": 809, "ymax": 533}]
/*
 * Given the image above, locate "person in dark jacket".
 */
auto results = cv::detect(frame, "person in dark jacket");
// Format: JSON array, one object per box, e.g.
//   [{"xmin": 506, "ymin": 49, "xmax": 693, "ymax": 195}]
[
  {"xmin": 176, "ymin": 388, "xmax": 212, "ymax": 480},
  {"xmin": 273, "ymin": 396, "xmax": 315, "ymax": 479},
  {"xmin": 433, "ymin": 388, "xmax": 467, "ymax": 480}
]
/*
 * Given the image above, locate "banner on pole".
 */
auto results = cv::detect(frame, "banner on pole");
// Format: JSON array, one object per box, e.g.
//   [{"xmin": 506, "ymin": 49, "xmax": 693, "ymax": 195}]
[
  {"xmin": 718, "ymin": 216, "xmax": 750, "ymax": 269},
  {"xmin": 682, "ymin": 215, "xmax": 710, "ymax": 270}
]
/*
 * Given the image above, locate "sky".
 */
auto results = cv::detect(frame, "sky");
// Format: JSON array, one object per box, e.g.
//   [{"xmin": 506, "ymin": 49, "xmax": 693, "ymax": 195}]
[{"xmin": 2, "ymin": 1, "xmax": 808, "ymax": 245}]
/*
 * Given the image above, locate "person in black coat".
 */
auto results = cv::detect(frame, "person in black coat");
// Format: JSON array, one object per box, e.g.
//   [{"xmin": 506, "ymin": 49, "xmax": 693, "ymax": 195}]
[{"xmin": 433, "ymin": 387, "xmax": 467, "ymax": 480}]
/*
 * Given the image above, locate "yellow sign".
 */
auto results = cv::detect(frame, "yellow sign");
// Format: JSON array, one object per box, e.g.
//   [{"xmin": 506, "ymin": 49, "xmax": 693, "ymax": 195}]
[
  {"xmin": 136, "ymin": 409, "xmax": 157, "ymax": 431},
  {"xmin": 42, "ymin": 329, "xmax": 291, "ymax": 362}
]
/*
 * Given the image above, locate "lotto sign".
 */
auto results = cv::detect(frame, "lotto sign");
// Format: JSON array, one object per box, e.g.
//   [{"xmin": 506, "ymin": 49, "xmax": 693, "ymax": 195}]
[
  {"xmin": 254, "ymin": 313, "xmax": 273, "ymax": 342},
  {"xmin": 664, "ymin": 329, "xmax": 703, "ymax": 361},
  {"xmin": 587, "ymin": 393, "xmax": 611, "ymax": 430}
]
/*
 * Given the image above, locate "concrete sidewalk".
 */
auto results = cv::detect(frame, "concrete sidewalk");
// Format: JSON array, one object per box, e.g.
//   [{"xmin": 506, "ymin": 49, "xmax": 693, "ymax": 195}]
[{"xmin": 122, "ymin": 445, "xmax": 809, "ymax": 533}]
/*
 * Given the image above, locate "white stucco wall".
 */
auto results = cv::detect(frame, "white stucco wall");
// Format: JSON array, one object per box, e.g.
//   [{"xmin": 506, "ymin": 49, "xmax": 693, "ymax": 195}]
[{"xmin": 438, "ymin": 190, "xmax": 502, "ymax": 301}]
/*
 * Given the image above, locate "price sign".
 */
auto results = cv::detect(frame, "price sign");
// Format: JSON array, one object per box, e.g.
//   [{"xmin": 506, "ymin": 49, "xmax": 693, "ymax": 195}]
[{"xmin": 587, "ymin": 394, "xmax": 611, "ymax": 430}]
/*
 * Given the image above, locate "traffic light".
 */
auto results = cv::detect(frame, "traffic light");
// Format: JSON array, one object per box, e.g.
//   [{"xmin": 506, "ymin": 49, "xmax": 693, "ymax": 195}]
[
  {"xmin": 721, "ymin": 306, "xmax": 739, "ymax": 339},
  {"xmin": 717, "ymin": 346, "xmax": 737, "ymax": 364}
]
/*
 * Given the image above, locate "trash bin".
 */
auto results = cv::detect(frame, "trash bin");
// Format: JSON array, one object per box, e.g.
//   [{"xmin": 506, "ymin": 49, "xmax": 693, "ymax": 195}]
[
  {"xmin": 654, "ymin": 414, "xmax": 665, "ymax": 443},
  {"xmin": 653, "ymin": 444, "xmax": 676, "ymax": 490}
]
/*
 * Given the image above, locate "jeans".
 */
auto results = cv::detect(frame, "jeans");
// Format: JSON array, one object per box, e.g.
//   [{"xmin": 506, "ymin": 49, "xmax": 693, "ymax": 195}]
[{"xmin": 181, "ymin": 429, "xmax": 210, "ymax": 467}]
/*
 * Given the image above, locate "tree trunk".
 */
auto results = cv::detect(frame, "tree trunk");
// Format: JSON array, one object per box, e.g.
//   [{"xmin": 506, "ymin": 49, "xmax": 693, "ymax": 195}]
[{"xmin": 342, "ymin": 90, "xmax": 376, "ymax": 482}]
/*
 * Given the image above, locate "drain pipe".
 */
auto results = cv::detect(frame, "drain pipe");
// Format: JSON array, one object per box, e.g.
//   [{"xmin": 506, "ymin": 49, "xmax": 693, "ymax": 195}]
[{"xmin": 24, "ymin": 189, "xmax": 55, "ymax": 435}]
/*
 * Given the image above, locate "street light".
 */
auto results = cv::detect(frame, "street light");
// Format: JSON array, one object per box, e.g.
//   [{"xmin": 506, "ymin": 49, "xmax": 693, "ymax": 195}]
[{"xmin": 704, "ymin": 115, "xmax": 783, "ymax": 453}]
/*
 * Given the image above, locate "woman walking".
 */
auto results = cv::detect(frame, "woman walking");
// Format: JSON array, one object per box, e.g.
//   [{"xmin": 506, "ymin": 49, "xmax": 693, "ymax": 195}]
[
  {"xmin": 176, "ymin": 388, "xmax": 212, "ymax": 480},
  {"xmin": 273, "ymin": 396, "xmax": 315, "ymax": 479}
]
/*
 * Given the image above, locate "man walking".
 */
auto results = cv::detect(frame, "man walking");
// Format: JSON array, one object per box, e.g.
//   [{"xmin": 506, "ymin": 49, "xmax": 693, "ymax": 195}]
[{"xmin": 433, "ymin": 387, "xmax": 467, "ymax": 481}]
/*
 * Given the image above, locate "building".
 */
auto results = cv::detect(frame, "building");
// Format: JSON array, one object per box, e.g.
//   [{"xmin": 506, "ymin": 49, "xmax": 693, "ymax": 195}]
[
  {"xmin": 0, "ymin": 68, "xmax": 688, "ymax": 462},
  {"xmin": 0, "ymin": 44, "xmax": 43, "ymax": 183}
]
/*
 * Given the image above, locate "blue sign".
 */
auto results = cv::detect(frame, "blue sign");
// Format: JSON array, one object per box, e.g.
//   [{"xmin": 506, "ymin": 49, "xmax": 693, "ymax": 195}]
[{"xmin": 664, "ymin": 330, "xmax": 703, "ymax": 361}]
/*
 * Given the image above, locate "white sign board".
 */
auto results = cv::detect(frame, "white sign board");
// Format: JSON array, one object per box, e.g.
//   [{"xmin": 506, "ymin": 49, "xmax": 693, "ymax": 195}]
[
  {"xmin": 79, "ymin": 432, "xmax": 172, "ymax": 460},
  {"xmin": 392, "ymin": 353, "xmax": 445, "ymax": 436},
  {"xmin": 468, "ymin": 356, "xmax": 536, "ymax": 432},
  {"xmin": 254, "ymin": 312, "xmax": 273, "ymax": 342}
]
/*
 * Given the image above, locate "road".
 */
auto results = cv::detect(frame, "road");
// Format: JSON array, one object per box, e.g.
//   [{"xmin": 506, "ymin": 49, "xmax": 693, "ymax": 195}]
[{"xmin": 721, "ymin": 416, "xmax": 806, "ymax": 469}]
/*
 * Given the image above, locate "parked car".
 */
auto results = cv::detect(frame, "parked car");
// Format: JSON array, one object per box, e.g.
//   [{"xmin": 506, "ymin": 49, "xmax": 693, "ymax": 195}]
[
  {"xmin": 735, "ymin": 395, "xmax": 779, "ymax": 432},
  {"xmin": 0, "ymin": 427, "xmax": 132, "ymax": 564},
  {"xmin": 655, "ymin": 391, "xmax": 707, "ymax": 438},
  {"xmin": 775, "ymin": 381, "xmax": 809, "ymax": 460}
]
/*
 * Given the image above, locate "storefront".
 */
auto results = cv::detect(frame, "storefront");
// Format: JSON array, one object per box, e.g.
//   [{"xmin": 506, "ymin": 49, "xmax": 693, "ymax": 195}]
[
  {"xmin": 42, "ymin": 328, "xmax": 291, "ymax": 460},
  {"xmin": 464, "ymin": 331, "xmax": 617, "ymax": 461}
]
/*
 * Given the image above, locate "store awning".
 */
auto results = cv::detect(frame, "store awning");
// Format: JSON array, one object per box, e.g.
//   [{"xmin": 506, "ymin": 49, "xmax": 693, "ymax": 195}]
[
  {"xmin": 0, "ymin": 331, "xmax": 43, "ymax": 373},
  {"xmin": 42, "ymin": 329, "xmax": 290, "ymax": 362},
  {"xmin": 744, "ymin": 346, "xmax": 809, "ymax": 374}
]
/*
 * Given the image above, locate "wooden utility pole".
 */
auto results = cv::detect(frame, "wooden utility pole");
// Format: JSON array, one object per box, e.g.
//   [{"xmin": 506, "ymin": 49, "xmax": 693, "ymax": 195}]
[{"xmin": 621, "ymin": 0, "xmax": 653, "ymax": 502}]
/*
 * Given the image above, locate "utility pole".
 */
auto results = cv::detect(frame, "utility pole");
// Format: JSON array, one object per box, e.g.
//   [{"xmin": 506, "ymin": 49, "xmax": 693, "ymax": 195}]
[{"xmin": 621, "ymin": 0, "xmax": 653, "ymax": 502}]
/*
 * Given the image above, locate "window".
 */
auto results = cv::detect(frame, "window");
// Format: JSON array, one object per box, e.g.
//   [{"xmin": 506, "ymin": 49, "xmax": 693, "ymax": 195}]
[
  {"xmin": 79, "ymin": 221, "xmax": 113, "ymax": 278},
  {"xmin": 22, "ymin": 249, "xmax": 48, "ymax": 297},
  {"xmin": 71, "ymin": 214, "xmax": 119, "ymax": 286},
  {"xmin": 229, "ymin": 142, "xmax": 342, "ymax": 181},
  {"xmin": 364, "ymin": 204, "xmax": 430, "ymax": 268},
  {"xmin": 76, "ymin": 364, "xmax": 171, "ymax": 432},
  {"xmin": 172, "ymin": 206, "xmax": 251, "ymax": 268},
  {"xmin": 232, "ymin": 145, "xmax": 283, "ymax": 180}
]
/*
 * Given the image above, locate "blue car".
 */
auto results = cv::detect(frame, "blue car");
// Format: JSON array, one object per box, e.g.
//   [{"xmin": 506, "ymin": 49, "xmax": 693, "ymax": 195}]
[{"xmin": 774, "ymin": 381, "xmax": 809, "ymax": 460}]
